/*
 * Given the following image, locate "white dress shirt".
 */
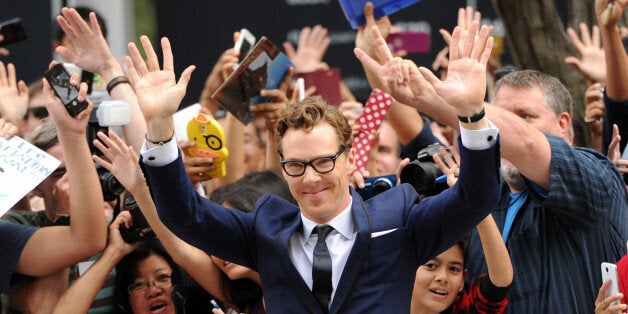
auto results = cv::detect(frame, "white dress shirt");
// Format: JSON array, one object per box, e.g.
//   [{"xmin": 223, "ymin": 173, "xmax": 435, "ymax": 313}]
[
  {"xmin": 288, "ymin": 200, "xmax": 356, "ymax": 306},
  {"xmin": 139, "ymin": 119, "xmax": 500, "ymax": 310}
]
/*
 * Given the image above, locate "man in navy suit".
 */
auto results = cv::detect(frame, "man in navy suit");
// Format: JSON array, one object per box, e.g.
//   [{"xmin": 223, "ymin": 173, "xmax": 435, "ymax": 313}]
[{"xmin": 129, "ymin": 20, "xmax": 499, "ymax": 313}]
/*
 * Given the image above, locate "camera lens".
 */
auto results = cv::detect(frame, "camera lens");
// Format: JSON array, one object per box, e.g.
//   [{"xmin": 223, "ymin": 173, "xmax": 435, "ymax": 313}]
[
  {"xmin": 400, "ymin": 161, "xmax": 442, "ymax": 195},
  {"xmin": 372, "ymin": 178, "xmax": 393, "ymax": 196},
  {"xmin": 99, "ymin": 170, "xmax": 125, "ymax": 201}
]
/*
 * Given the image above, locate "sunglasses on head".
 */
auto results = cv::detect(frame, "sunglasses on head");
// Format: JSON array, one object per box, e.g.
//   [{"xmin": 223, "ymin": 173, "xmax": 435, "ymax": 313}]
[{"xmin": 27, "ymin": 107, "xmax": 49, "ymax": 119}]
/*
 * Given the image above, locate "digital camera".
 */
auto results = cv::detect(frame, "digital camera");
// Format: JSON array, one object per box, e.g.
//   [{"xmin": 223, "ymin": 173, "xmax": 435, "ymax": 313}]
[
  {"xmin": 119, "ymin": 195, "xmax": 156, "ymax": 244},
  {"xmin": 88, "ymin": 101, "xmax": 131, "ymax": 201},
  {"xmin": 357, "ymin": 174, "xmax": 397, "ymax": 200},
  {"xmin": 399, "ymin": 143, "xmax": 452, "ymax": 196}
]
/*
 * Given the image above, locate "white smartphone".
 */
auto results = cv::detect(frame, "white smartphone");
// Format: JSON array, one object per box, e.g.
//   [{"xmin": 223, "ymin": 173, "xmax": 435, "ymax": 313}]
[
  {"xmin": 296, "ymin": 78, "xmax": 305, "ymax": 101},
  {"xmin": 234, "ymin": 28, "xmax": 256, "ymax": 64},
  {"xmin": 601, "ymin": 262, "xmax": 621, "ymax": 313}
]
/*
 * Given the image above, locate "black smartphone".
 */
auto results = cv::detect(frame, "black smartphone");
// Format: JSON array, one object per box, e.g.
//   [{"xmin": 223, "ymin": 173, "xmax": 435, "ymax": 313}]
[
  {"xmin": 43, "ymin": 63, "xmax": 88, "ymax": 117},
  {"xmin": 0, "ymin": 17, "xmax": 27, "ymax": 47}
]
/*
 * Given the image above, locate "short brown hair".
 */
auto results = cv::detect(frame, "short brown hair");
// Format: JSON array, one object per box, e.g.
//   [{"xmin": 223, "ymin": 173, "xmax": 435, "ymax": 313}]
[
  {"xmin": 495, "ymin": 70, "xmax": 572, "ymax": 118},
  {"xmin": 274, "ymin": 96, "xmax": 352, "ymax": 157}
]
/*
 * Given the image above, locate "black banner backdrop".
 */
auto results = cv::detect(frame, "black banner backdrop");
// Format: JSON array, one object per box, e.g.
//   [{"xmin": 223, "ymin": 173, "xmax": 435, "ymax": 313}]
[{"xmin": 155, "ymin": 0, "xmax": 509, "ymax": 107}]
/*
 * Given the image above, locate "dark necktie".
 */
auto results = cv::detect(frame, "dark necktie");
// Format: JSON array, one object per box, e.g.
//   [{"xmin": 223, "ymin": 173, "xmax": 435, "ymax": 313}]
[{"xmin": 312, "ymin": 225, "xmax": 334, "ymax": 313}]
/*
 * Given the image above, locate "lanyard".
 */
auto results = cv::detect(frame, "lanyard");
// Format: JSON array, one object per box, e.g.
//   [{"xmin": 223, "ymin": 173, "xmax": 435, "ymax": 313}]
[{"xmin": 502, "ymin": 191, "xmax": 528, "ymax": 243}]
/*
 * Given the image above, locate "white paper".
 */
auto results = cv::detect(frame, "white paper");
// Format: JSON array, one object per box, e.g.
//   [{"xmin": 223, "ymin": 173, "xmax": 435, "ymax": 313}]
[
  {"xmin": 0, "ymin": 136, "xmax": 61, "ymax": 216},
  {"xmin": 173, "ymin": 103, "xmax": 201, "ymax": 142}
]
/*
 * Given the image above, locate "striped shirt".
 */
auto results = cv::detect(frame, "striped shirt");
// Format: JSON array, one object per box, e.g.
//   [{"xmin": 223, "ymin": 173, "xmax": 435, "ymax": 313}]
[{"xmin": 466, "ymin": 134, "xmax": 628, "ymax": 313}]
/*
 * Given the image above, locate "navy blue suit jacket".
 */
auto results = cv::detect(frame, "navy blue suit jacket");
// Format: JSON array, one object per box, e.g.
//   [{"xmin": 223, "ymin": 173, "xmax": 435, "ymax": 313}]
[{"xmin": 141, "ymin": 141, "xmax": 500, "ymax": 313}]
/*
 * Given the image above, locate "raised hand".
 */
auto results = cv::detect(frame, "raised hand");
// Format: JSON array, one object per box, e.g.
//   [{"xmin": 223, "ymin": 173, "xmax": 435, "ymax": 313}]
[
  {"xmin": 107, "ymin": 210, "xmax": 140, "ymax": 256},
  {"xmin": 92, "ymin": 130, "xmax": 147, "ymax": 193},
  {"xmin": 178, "ymin": 140, "xmax": 216, "ymax": 185},
  {"xmin": 55, "ymin": 7, "xmax": 118, "ymax": 78},
  {"xmin": 125, "ymin": 36, "xmax": 195, "ymax": 135},
  {"xmin": 584, "ymin": 83, "xmax": 605, "ymax": 147},
  {"xmin": 354, "ymin": 26, "xmax": 434, "ymax": 106},
  {"xmin": 0, "ymin": 62, "xmax": 28, "ymax": 126},
  {"xmin": 432, "ymin": 146, "xmax": 461, "ymax": 188},
  {"xmin": 355, "ymin": 2, "xmax": 392, "ymax": 63},
  {"xmin": 250, "ymin": 68, "xmax": 293, "ymax": 130},
  {"xmin": 419, "ymin": 21, "xmax": 493, "ymax": 116},
  {"xmin": 42, "ymin": 61, "xmax": 93, "ymax": 135},
  {"xmin": 439, "ymin": 6, "xmax": 481, "ymax": 45},
  {"xmin": 564, "ymin": 23, "xmax": 606, "ymax": 84},
  {"xmin": 283, "ymin": 25, "xmax": 331, "ymax": 73},
  {"xmin": 607, "ymin": 124, "xmax": 628, "ymax": 173},
  {"xmin": 596, "ymin": 0, "xmax": 628, "ymax": 26},
  {"xmin": 594, "ymin": 278, "xmax": 627, "ymax": 313}
]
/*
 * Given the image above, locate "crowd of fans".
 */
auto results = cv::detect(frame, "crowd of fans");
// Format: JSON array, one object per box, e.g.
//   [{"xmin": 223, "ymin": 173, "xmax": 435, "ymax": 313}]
[{"xmin": 1, "ymin": 1, "xmax": 627, "ymax": 313}]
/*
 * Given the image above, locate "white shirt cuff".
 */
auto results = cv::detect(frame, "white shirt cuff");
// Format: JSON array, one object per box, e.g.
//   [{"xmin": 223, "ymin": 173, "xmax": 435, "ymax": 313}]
[
  {"xmin": 459, "ymin": 119, "xmax": 499, "ymax": 150},
  {"xmin": 140, "ymin": 137, "xmax": 179, "ymax": 167}
]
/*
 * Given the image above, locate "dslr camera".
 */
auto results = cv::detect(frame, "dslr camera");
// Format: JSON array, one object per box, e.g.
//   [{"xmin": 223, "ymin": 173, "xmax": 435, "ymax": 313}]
[
  {"xmin": 357, "ymin": 174, "xmax": 397, "ymax": 200},
  {"xmin": 119, "ymin": 195, "xmax": 156, "ymax": 243},
  {"xmin": 400, "ymin": 143, "xmax": 452, "ymax": 197},
  {"xmin": 88, "ymin": 100, "xmax": 131, "ymax": 201}
]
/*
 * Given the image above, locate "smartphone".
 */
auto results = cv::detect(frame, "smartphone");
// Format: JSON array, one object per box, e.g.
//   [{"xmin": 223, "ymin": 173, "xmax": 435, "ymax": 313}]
[
  {"xmin": 234, "ymin": 28, "xmax": 256, "ymax": 64},
  {"xmin": 601, "ymin": 262, "xmax": 621, "ymax": 313},
  {"xmin": 296, "ymin": 77, "xmax": 305, "ymax": 101},
  {"xmin": 386, "ymin": 31, "xmax": 430, "ymax": 54},
  {"xmin": 43, "ymin": 63, "xmax": 88, "ymax": 117},
  {"xmin": 0, "ymin": 17, "xmax": 27, "ymax": 47}
]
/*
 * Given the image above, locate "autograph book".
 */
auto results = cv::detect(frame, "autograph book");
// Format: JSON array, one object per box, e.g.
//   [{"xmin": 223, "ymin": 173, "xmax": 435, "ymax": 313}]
[{"xmin": 212, "ymin": 36, "xmax": 293, "ymax": 125}]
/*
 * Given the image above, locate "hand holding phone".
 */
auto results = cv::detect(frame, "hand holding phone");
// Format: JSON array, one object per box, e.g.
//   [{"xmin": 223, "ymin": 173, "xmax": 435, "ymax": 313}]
[
  {"xmin": 234, "ymin": 28, "xmax": 256, "ymax": 64},
  {"xmin": 601, "ymin": 262, "xmax": 622, "ymax": 314},
  {"xmin": 44, "ymin": 63, "xmax": 89, "ymax": 117},
  {"xmin": 0, "ymin": 17, "xmax": 27, "ymax": 48}
]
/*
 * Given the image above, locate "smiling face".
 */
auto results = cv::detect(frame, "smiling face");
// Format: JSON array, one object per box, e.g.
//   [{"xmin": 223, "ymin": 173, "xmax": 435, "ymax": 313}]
[
  {"xmin": 128, "ymin": 255, "xmax": 175, "ymax": 314},
  {"xmin": 280, "ymin": 122, "xmax": 354, "ymax": 224},
  {"xmin": 412, "ymin": 245, "xmax": 466, "ymax": 313}
]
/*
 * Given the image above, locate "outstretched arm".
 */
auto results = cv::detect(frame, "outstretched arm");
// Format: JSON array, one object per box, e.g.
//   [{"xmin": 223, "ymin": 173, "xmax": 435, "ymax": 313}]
[
  {"xmin": 93, "ymin": 130, "xmax": 228, "ymax": 302},
  {"xmin": 434, "ymin": 147, "xmax": 513, "ymax": 288},
  {"xmin": 15, "ymin": 63, "xmax": 107, "ymax": 276},
  {"xmin": 356, "ymin": 21, "xmax": 555, "ymax": 189},
  {"xmin": 56, "ymin": 7, "xmax": 146, "ymax": 153},
  {"xmin": 52, "ymin": 212, "xmax": 138, "ymax": 314},
  {"xmin": 597, "ymin": 0, "xmax": 628, "ymax": 100}
]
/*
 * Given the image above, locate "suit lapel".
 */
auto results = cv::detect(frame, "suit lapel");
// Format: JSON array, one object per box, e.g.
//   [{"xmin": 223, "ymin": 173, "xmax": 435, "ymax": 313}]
[
  {"xmin": 276, "ymin": 215, "xmax": 322, "ymax": 313},
  {"xmin": 330, "ymin": 188, "xmax": 371, "ymax": 313}
]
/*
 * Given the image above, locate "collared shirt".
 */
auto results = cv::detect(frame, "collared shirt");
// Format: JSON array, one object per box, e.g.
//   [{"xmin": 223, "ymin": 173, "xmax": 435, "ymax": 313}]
[
  {"xmin": 466, "ymin": 134, "xmax": 628, "ymax": 313},
  {"xmin": 289, "ymin": 199, "xmax": 356, "ymax": 306},
  {"xmin": 141, "ymin": 120, "xmax": 500, "ymax": 166}
]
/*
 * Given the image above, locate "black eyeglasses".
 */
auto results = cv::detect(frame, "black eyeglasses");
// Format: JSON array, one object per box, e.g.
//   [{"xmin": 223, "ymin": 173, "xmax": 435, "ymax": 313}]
[
  {"xmin": 280, "ymin": 146, "xmax": 346, "ymax": 177},
  {"xmin": 127, "ymin": 274, "xmax": 172, "ymax": 295},
  {"xmin": 27, "ymin": 107, "xmax": 49, "ymax": 119}
]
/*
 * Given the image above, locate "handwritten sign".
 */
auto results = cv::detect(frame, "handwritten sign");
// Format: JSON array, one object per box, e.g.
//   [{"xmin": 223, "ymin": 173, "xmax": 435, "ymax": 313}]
[{"xmin": 0, "ymin": 136, "xmax": 60, "ymax": 216}]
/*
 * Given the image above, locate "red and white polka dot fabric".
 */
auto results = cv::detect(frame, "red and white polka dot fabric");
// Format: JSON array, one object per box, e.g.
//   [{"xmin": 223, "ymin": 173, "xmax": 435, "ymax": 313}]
[{"xmin": 352, "ymin": 89, "xmax": 393, "ymax": 174}]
